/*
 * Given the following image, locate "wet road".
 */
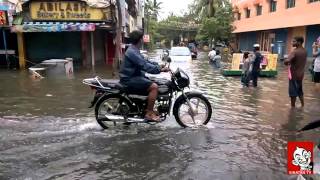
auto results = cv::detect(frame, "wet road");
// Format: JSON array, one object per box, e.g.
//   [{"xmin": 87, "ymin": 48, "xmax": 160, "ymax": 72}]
[{"xmin": 0, "ymin": 52, "xmax": 319, "ymax": 180}]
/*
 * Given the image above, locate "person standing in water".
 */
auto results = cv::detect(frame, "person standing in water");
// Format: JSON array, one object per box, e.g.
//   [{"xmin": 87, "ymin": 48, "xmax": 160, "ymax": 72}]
[
  {"xmin": 212, "ymin": 50, "xmax": 222, "ymax": 68},
  {"xmin": 241, "ymin": 52, "xmax": 251, "ymax": 87},
  {"xmin": 284, "ymin": 36, "xmax": 308, "ymax": 108},
  {"xmin": 251, "ymin": 44, "xmax": 263, "ymax": 87}
]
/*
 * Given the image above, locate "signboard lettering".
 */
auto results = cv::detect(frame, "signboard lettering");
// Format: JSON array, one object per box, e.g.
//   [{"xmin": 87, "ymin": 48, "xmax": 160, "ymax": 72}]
[{"xmin": 30, "ymin": 1, "xmax": 111, "ymax": 21}]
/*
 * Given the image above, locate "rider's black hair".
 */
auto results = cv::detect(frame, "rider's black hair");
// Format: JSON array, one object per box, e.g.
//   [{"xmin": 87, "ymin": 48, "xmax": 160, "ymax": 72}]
[{"xmin": 129, "ymin": 30, "xmax": 144, "ymax": 45}]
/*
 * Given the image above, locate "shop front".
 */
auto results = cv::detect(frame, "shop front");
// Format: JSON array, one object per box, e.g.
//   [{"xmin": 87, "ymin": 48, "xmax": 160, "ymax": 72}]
[{"xmin": 11, "ymin": 0, "xmax": 116, "ymax": 68}]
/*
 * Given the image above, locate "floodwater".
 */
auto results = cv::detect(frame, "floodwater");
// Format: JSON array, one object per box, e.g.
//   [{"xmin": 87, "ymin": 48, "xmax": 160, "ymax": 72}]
[{"xmin": 0, "ymin": 52, "xmax": 319, "ymax": 180}]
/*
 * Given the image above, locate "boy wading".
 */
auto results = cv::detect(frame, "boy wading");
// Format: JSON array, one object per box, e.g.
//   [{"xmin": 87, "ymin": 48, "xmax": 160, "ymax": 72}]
[{"xmin": 284, "ymin": 37, "xmax": 308, "ymax": 108}]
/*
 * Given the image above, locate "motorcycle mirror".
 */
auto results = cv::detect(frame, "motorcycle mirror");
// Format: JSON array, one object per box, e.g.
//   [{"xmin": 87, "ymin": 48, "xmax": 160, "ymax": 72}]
[{"xmin": 167, "ymin": 57, "xmax": 172, "ymax": 63}]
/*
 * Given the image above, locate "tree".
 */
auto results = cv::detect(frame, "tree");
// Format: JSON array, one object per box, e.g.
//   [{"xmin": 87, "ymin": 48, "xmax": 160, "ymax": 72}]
[
  {"xmin": 192, "ymin": 0, "xmax": 229, "ymax": 19},
  {"xmin": 144, "ymin": 0, "xmax": 162, "ymax": 50},
  {"xmin": 157, "ymin": 15, "xmax": 199, "ymax": 48},
  {"xmin": 194, "ymin": 0, "xmax": 234, "ymax": 46}
]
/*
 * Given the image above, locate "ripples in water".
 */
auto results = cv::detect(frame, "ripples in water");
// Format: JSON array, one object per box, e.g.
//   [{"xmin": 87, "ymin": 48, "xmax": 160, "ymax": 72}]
[{"xmin": 0, "ymin": 53, "xmax": 319, "ymax": 179}]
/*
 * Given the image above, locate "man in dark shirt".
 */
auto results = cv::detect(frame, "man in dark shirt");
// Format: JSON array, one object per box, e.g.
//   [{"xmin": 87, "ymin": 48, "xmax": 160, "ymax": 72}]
[
  {"xmin": 251, "ymin": 44, "xmax": 263, "ymax": 87},
  {"xmin": 284, "ymin": 36, "xmax": 308, "ymax": 108},
  {"xmin": 119, "ymin": 30, "xmax": 169, "ymax": 122}
]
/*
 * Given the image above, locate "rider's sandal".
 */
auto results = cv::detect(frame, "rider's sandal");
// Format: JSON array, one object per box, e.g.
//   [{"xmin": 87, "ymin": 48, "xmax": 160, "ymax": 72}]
[{"xmin": 144, "ymin": 112, "xmax": 161, "ymax": 123}]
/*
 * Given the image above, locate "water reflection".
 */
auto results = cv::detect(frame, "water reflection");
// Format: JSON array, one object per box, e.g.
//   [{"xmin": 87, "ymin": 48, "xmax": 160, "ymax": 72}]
[{"xmin": 0, "ymin": 52, "xmax": 319, "ymax": 179}]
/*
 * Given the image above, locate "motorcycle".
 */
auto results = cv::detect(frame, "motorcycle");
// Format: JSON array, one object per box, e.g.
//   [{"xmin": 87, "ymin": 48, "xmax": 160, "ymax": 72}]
[{"xmin": 82, "ymin": 58, "xmax": 212, "ymax": 129}]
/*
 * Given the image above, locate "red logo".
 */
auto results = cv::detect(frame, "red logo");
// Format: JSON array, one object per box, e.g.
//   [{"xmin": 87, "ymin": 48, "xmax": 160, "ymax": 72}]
[{"xmin": 288, "ymin": 142, "xmax": 314, "ymax": 175}]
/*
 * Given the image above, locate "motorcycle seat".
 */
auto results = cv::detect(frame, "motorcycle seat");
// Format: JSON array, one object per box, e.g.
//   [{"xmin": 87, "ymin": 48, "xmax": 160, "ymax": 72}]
[{"xmin": 95, "ymin": 79, "xmax": 125, "ymax": 91}]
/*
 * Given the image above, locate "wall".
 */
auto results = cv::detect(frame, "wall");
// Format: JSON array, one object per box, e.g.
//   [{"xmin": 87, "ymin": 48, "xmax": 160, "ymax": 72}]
[{"xmin": 233, "ymin": 0, "xmax": 320, "ymax": 33}]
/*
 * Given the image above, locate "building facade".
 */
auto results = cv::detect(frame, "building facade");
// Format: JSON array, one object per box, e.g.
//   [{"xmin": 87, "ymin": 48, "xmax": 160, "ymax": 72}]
[
  {"xmin": 11, "ymin": 0, "xmax": 117, "ymax": 68},
  {"xmin": 232, "ymin": 0, "xmax": 320, "ymax": 58}
]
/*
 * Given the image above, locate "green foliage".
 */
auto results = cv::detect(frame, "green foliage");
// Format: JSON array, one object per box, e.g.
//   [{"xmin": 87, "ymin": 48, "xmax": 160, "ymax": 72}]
[
  {"xmin": 195, "ymin": 0, "xmax": 234, "ymax": 44},
  {"xmin": 143, "ymin": 0, "xmax": 234, "ymax": 49},
  {"xmin": 144, "ymin": 0, "xmax": 162, "ymax": 50}
]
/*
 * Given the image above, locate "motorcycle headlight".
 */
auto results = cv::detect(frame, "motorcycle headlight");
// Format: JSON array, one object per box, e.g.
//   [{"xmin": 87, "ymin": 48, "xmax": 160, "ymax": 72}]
[{"xmin": 175, "ymin": 68, "xmax": 190, "ymax": 89}]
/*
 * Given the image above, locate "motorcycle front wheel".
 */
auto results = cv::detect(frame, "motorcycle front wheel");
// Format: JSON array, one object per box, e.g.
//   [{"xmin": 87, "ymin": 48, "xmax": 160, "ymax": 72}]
[{"xmin": 173, "ymin": 93, "xmax": 212, "ymax": 128}]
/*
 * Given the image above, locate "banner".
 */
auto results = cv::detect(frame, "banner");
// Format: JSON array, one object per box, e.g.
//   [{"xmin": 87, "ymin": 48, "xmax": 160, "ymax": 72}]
[
  {"xmin": 11, "ymin": 23, "xmax": 95, "ymax": 32},
  {"xmin": 143, "ymin": 34, "xmax": 150, "ymax": 43},
  {"xmin": 0, "ymin": 10, "xmax": 7, "ymax": 26},
  {"xmin": 230, "ymin": 53, "xmax": 278, "ymax": 71},
  {"xmin": 231, "ymin": 53, "xmax": 243, "ymax": 70},
  {"xmin": 265, "ymin": 54, "xmax": 278, "ymax": 71}
]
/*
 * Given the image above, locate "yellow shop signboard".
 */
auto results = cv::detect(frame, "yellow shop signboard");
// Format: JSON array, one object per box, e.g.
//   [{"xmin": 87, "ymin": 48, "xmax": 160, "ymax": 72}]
[{"xmin": 30, "ymin": 1, "xmax": 111, "ymax": 21}]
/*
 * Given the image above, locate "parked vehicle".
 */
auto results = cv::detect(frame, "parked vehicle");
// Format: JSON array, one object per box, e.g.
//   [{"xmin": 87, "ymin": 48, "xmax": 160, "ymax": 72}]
[{"xmin": 170, "ymin": 47, "xmax": 192, "ymax": 63}]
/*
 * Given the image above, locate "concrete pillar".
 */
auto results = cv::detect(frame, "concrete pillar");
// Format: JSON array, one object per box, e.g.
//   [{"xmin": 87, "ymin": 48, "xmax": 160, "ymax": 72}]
[
  {"xmin": 17, "ymin": 32, "xmax": 26, "ymax": 69},
  {"xmin": 81, "ymin": 32, "xmax": 89, "ymax": 67},
  {"xmin": 90, "ymin": 32, "xmax": 95, "ymax": 67}
]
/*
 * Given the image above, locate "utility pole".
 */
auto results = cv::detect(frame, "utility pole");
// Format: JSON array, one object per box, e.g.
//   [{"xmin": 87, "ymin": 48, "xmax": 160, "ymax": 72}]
[{"xmin": 113, "ymin": 0, "xmax": 123, "ymax": 77}]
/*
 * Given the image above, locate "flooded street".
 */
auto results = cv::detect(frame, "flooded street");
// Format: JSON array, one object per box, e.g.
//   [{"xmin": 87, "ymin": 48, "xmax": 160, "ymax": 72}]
[{"xmin": 0, "ymin": 52, "xmax": 319, "ymax": 180}]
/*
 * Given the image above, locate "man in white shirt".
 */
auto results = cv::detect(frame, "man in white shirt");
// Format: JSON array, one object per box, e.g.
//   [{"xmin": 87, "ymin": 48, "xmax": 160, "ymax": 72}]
[{"xmin": 208, "ymin": 48, "xmax": 216, "ymax": 62}]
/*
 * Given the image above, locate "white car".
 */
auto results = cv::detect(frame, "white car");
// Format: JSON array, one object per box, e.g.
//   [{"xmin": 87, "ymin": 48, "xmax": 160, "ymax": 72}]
[{"xmin": 169, "ymin": 47, "xmax": 192, "ymax": 63}]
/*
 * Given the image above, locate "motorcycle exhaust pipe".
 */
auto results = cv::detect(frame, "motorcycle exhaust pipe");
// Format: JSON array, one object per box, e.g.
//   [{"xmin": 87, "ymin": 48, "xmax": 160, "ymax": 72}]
[{"xmin": 104, "ymin": 115, "xmax": 146, "ymax": 123}]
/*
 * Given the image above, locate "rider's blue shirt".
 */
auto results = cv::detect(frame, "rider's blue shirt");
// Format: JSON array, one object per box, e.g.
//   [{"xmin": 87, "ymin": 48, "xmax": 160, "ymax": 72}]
[{"xmin": 119, "ymin": 45, "xmax": 161, "ymax": 82}]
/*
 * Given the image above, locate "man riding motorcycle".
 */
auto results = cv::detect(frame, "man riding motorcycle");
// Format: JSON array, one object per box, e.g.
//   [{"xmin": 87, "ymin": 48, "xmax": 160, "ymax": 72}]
[{"xmin": 119, "ymin": 30, "xmax": 169, "ymax": 122}]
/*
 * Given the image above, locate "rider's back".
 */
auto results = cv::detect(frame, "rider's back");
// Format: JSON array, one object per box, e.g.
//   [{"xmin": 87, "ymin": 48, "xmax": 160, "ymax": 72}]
[
  {"xmin": 120, "ymin": 45, "xmax": 161, "ymax": 83},
  {"xmin": 119, "ymin": 46, "xmax": 144, "ymax": 82}
]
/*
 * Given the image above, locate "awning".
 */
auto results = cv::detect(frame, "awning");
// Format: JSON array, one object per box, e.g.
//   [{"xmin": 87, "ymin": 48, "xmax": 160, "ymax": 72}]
[{"xmin": 10, "ymin": 22, "xmax": 107, "ymax": 32}]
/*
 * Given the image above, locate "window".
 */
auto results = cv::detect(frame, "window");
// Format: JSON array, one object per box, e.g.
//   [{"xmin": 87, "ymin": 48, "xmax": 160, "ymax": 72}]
[
  {"xmin": 270, "ymin": 0, "xmax": 277, "ymax": 12},
  {"xmin": 309, "ymin": 0, "xmax": 319, "ymax": 2},
  {"xmin": 245, "ymin": 8, "xmax": 250, "ymax": 18},
  {"xmin": 287, "ymin": 0, "xmax": 295, "ymax": 8},
  {"xmin": 237, "ymin": 12, "xmax": 241, "ymax": 20},
  {"xmin": 256, "ymin": 5, "xmax": 262, "ymax": 16}
]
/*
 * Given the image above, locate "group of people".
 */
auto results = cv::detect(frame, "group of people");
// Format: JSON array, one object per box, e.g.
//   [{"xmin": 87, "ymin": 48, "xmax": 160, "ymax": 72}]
[
  {"xmin": 239, "ymin": 36, "xmax": 319, "ymax": 108},
  {"xmin": 241, "ymin": 44, "xmax": 263, "ymax": 87},
  {"xmin": 208, "ymin": 48, "xmax": 222, "ymax": 68}
]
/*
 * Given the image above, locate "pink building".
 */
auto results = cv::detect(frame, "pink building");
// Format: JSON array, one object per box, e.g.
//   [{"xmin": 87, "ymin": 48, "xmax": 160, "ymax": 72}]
[{"xmin": 232, "ymin": 0, "xmax": 320, "ymax": 57}]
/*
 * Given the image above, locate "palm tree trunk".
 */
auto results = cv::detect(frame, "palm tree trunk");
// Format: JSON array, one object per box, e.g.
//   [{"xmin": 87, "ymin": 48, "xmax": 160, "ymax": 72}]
[{"xmin": 208, "ymin": 0, "xmax": 216, "ymax": 17}]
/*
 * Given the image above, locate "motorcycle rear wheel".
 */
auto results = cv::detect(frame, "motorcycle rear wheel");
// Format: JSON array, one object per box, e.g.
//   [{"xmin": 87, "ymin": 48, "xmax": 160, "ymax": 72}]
[{"xmin": 95, "ymin": 94, "xmax": 132, "ymax": 129}]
